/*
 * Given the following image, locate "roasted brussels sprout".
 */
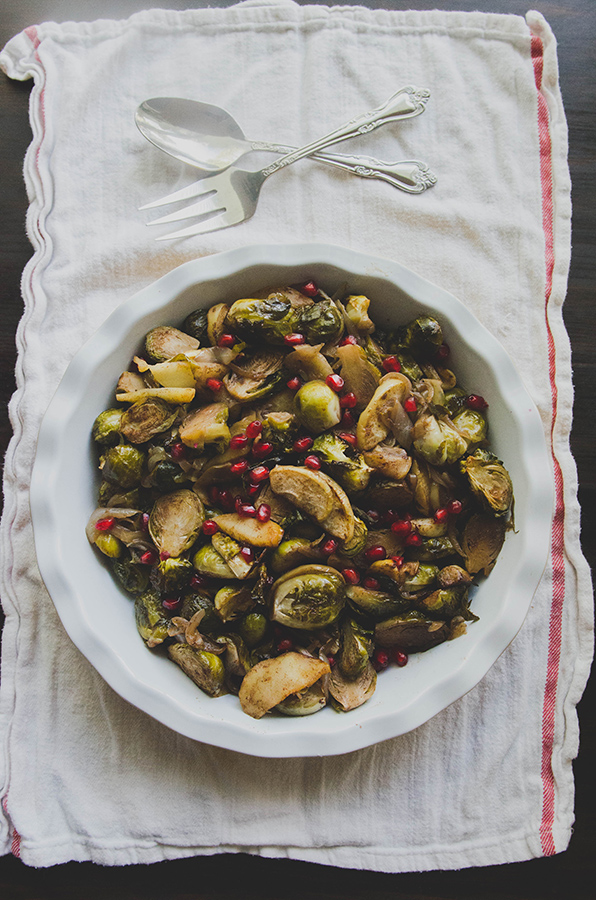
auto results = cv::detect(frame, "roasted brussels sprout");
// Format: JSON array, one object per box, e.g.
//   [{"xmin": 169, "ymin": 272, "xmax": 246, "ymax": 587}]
[
  {"xmin": 270, "ymin": 565, "xmax": 346, "ymax": 630},
  {"xmin": 168, "ymin": 643, "xmax": 227, "ymax": 696},
  {"xmin": 346, "ymin": 584, "xmax": 409, "ymax": 620},
  {"xmin": 135, "ymin": 592, "xmax": 169, "ymax": 647},
  {"xmin": 112, "ymin": 558, "xmax": 150, "ymax": 594},
  {"xmin": 412, "ymin": 414, "xmax": 469, "ymax": 466},
  {"xmin": 148, "ymin": 489, "xmax": 204, "ymax": 558},
  {"xmin": 120, "ymin": 397, "xmax": 178, "ymax": 444},
  {"xmin": 227, "ymin": 294, "xmax": 301, "ymax": 344},
  {"xmin": 328, "ymin": 660, "xmax": 377, "ymax": 712},
  {"xmin": 294, "ymin": 380, "xmax": 342, "ymax": 433},
  {"xmin": 375, "ymin": 610, "xmax": 450, "ymax": 652},
  {"xmin": 151, "ymin": 459, "xmax": 187, "ymax": 492},
  {"xmin": 276, "ymin": 682, "xmax": 328, "ymax": 716},
  {"xmin": 224, "ymin": 348, "xmax": 285, "ymax": 401},
  {"xmin": 179, "ymin": 402, "xmax": 230, "ymax": 452},
  {"xmin": 298, "ymin": 298, "xmax": 344, "ymax": 344},
  {"xmin": 345, "ymin": 295, "xmax": 375, "ymax": 334},
  {"xmin": 144, "ymin": 325, "xmax": 199, "ymax": 362},
  {"xmin": 461, "ymin": 450, "xmax": 513, "ymax": 516},
  {"xmin": 337, "ymin": 617, "xmax": 373, "ymax": 680},
  {"xmin": 192, "ymin": 544, "xmax": 236, "ymax": 579},
  {"xmin": 398, "ymin": 315, "xmax": 443, "ymax": 356},
  {"xmin": 102, "ymin": 443, "xmax": 145, "ymax": 489},
  {"xmin": 94, "ymin": 532, "xmax": 123, "ymax": 558},
  {"xmin": 214, "ymin": 584, "xmax": 254, "ymax": 622},
  {"xmin": 461, "ymin": 513, "xmax": 507, "ymax": 575},
  {"xmin": 238, "ymin": 610, "xmax": 270, "ymax": 648},
  {"xmin": 92, "ymin": 408, "xmax": 123, "ymax": 446},
  {"xmin": 150, "ymin": 557, "xmax": 194, "ymax": 595},
  {"xmin": 182, "ymin": 308, "xmax": 209, "ymax": 342},
  {"xmin": 452, "ymin": 409, "xmax": 487, "ymax": 445}
]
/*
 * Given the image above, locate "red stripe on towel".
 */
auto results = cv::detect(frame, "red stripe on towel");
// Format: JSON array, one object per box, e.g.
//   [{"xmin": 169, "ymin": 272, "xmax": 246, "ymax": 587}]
[
  {"xmin": 531, "ymin": 32, "xmax": 566, "ymax": 858},
  {"xmin": 1, "ymin": 797, "xmax": 21, "ymax": 858}
]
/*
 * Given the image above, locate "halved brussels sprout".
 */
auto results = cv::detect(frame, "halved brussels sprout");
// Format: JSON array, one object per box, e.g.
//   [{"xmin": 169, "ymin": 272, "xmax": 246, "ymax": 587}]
[
  {"xmin": 345, "ymin": 295, "xmax": 375, "ymax": 334},
  {"xmin": 276, "ymin": 681, "xmax": 327, "ymax": 716},
  {"xmin": 145, "ymin": 325, "xmax": 199, "ymax": 362},
  {"xmin": 112, "ymin": 558, "xmax": 150, "ymax": 594},
  {"xmin": 375, "ymin": 610, "xmax": 450, "ymax": 651},
  {"xmin": 341, "ymin": 516, "xmax": 368, "ymax": 557},
  {"xmin": 398, "ymin": 315, "xmax": 443, "ymax": 356},
  {"xmin": 412, "ymin": 414, "xmax": 469, "ymax": 466},
  {"xmin": 345, "ymin": 584, "xmax": 409, "ymax": 620},
  {"xmin": 337, "ymin": 617, "xmax": 373, "ymax": 680},
  {"xmin": 207, "ymin": 303, "xmax": 230, "ymax": 345},
  {"xmin": 179, "ymin": 402, "xmax": 230, "ymax": 452},
  {"xmin": 269, "ymin": 537, "xmax": 322, "ymax": 575},
  {"xmin": 94, "ymin": 532, "xmax": 123, "ymax": 558},
  {"xmin": 148, "ymin": 489, "xmax": 204, "ymax": 558},
  {"xmin": 356, "ymin": 373, "xmax": 412, "ymax": 450},
  {"xmin": 151, "ymin": 459, "xmax": 187, "ymax": 492},
  {"xmin": 182, "ymin": 308, "xmax": 208, "ymax": 342},
  {"xmin": 101, "ymin": 443, "xmax": 145, "ymax": 489},
  {"xmin": 270, "ymin": 565, "xmax": 346, "ymax": 630},
  {"xmin": 168, "ymin": 643, "xmax": 227, "ymax": 696},
  {"xmin": 150, "ymin": 557, "xmax": 194, "ymax": 595},
  {"xmin": 227, "ymin": 294, "xmax": 301, "ymax": 344},
  {"xmin": 294, "ymin": 380, "xmax": 342, "ymax": 434},
  {"xmin": 135, "ymin": 592, "xmax": 169, "ymax": 647},
  {"xmin": 312, "ymin": 433, "xmax": 372, "ymax": 494},
  {"xmin": 298, "ymin": 298, "xmax": 344, "ymax": 344},
  {"xmin": 335, "ymin": 342, "xmax": 381, "ymax": 411},
  {"xmin": 120, "ymin": 397, "xmax": 178, "ymax": 444},
  {"xmin": 460, "ymin": 450, "xmax": 513, "ymax": 517},
  {"xmin": 224, "ymin": 348, "xmax": 285, "ymax": 401},
  {"xmin": 408, "ymin": 537, "xmax": 457, "ymax": 562},
  {"xmin": 285, "ymin": 343, "xmax": 334, "ymax": 382},
  {"xmin": 399, "ymin": 562, "xmax": 439, "ymax": 592},
  {"xmin": 92, "ymin": 408, "xmax": 123, "ymax": 446},
  {"xmin": 461, "ymin": 513, "xmax": 507, "ymax": 575},
  {"xmin": 452, "ymin": 409, "xmax": 487, "ymax": 445},
  {"xmin": 328, "ymin": 659, "xmax": 376, "ymax": 712},
  {"xmin": 192, "ymin": 544, "xmax": 236, "ymax": 579},
  {"xmin": 214, "ymin": 584, "xmax": 254, "ymax": 622},
  {"xmin": 179, "ymin": 592, "xmax": 220, "ymax": 633}
]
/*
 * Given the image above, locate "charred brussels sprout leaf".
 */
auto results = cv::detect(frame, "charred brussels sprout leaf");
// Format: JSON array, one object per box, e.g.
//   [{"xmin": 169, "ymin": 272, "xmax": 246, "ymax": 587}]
[
  {"xmin": 92, "ymin": 408, "xmax": 123, "ymax": 446},
  {"xmin": 271, "ymin": 565, "xmax": 346, "ymax": 631},
  {"xmin": 102, "ymin": 444, "xmax": 146, "ymax": 489}
]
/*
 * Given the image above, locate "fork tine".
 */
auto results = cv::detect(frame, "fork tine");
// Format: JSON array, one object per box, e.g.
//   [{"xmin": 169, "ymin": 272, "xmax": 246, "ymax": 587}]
[
  {"xmin": 154, "ymin": 210, "xmax": 240, "ymax": 241},
  {"xmin": 139, "ymin": 178, "xmax": 212, "ymax": 210},
  {"xmin": 147, "ymin": 191, "xmax": 225, "ymax": 226}
]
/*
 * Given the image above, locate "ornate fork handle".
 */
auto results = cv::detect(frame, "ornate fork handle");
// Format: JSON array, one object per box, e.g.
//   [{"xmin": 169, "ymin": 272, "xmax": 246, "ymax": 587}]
[{"xmin": 260, "ymin": 86, "xmax": 430, "ymax": 178}]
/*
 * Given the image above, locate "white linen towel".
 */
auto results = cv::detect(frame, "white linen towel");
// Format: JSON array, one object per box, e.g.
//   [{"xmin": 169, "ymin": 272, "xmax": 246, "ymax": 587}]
[{"xmin": 0, "ymin": 0, "xmax": 592, "ymax": 871}]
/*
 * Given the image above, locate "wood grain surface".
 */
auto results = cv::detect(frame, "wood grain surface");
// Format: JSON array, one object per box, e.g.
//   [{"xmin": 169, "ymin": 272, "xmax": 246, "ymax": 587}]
[{"xmin": 0, "ymin": 2, "xmax": 594, "ymax": 897}]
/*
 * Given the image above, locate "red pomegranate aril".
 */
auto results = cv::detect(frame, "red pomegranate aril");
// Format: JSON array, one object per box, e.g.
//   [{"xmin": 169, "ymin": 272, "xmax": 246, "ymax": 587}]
[
  {"xmin": 340, "ymin": 391, "xmax": 357, "ymax": 409},
  {"xmin": 382, "ymin": 356, "xmax": 401, "ymax": 373},
  {"xmin": 277, "ymin": 638, "xmax": 294, "ymax": 653},
  {"xmin": 230, "ymin": 433, "xmax": 249, "ymax": 449},
  {"xmin": 322, "ymin": 538, "xmax": 338, "ymax": 555},
  {"xmin": 467, "ymin": 394, "xmax": 489, "ymax": 410},
  {"xmin": 434, "ymin": 507, "xmax": 449, "ymax": 523},
  {"xmin": 170, "ymin": 442, "xmax": 186, "ymax": 461},
  {"xmin": 293, "ymin": 436, "xmax": 313, "ymax": 452},
  {"xmin": 436, "ymin": 343, "xmax": 450, "ymax": 361},
  {"xmin": 202, "ymin": 520, "xmax": 219, "ymax": 536},
  {"xmin": 257, "ymin": 503, "xmax": 271, "ymax": 523},
  {"xmin": 239, "ymin": 546, "xmax": 254, "ymax": 563},
  {"xmin": 287, "ymin": 376, "xmax": 302, "ymax": 391},
  {"xmin": 206, "ymin": 378, "xmax": 223, "ymax": 392},
  {"xmin": 247, "ymin": 483, "xmax": 260, "ymax": 497},
  {"xmin": 363, "ymin": 577, "xmax": 380, "ymax": 590},
  {"xmin": 326, "ymin": 655, "xmax": 335, "ymax": 668},
  {"xmin": 252, "ymin": 441, "xmax": 273, "ymax": 460},
  {"xmin": 230, "ymin": 460, "xmax": 249, "ymax": 475},
  {"xmin": 339, "ymin": 431, "xmax": 357, "ymax": 446},
  {"xmin": 340, "ymin": 335, "xmax": 359, "ymax": 346},
  {"xmin": 301, "ymin": 280, "xmax": 318, "ymax": 297},
  {"xmin": 448, "ymin": 500, "xmax": 463, "ymax": 515},
  {"xmin": 238, "ymin": 504, "xmax": 257, "ymax": 518},
  {"xmin": 140, "ymin": 550, "xmax": 157, "ymax": 565},
  {"xmin": 365, "ymin": 545, "xmax": 386, "ymax": 563},
  {"xmin": 326, "ymin": 373, "xmax": 344, "ymax": 392},
  {"xmin": 404, "ymin": 396, "xmax": 417, "ymax": 413},
  {"xmin": 219, "ymin": 490, "xmax": 234, "ymax": 511},
  {"xmin": 217, "ymin": 333, "xmax": 236, "ymax": 348},
  {"xmin": 246, "ymin": 420, "xmax": 262, "ymax": 439},
  {"xmin": 95, "ymin": 517, "xmax": 115, "ymax": 531},
  {"xmin": 284, "ymin": 332, "xmax": 305, "ymax": 346},
  {"xmin": 394, "ymin": 649, "xmax": 409, "ymax": 667},
  {"xmin": 366, "ymin": 509, "xmax": 381, "ymax": 523},
  {"xmin": 304, "ymin": 455, "xmax": 321, "ymax": 470},
  {"xmin": 250, "ymin": 465, "xmax": 270, "ymax": 484},
  {"xmin": 391, "ymin": 555, "xmax": 404, "ymax": 568},
  {"xmin": 160, "ymin": 551, "xmax": 170, "ymax": 561},
  {"xmin": 162, "ymin": 598, "xmax": 181, "ymax": 612},
  {"xmin": 391, "ymin": 519, "xmax": 412, "ymax": 537},
  {"xmin": 342, "ymin": 568, "xmax": 360, "ymax": 585},
  {"xmin": 405, "ymin": 532, "xmax": 422, "ymax": 547},
  {"xmin": 341, "ymin": 410, "xmax": 356, "ymax": 427},
  {"xmin": 373, "ymin": 648, "xmax": 390, "ymax": 671},
  {"xmin": 190, "ymin": 573, "xmax": 207, "ymax": 588}
]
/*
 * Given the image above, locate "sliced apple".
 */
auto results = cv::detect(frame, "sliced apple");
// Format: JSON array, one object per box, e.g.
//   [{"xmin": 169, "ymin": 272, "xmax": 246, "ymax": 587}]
[
  {"xmin": 356, "ymin": 372, "xmax": 411, "ymax": 450},
  {"xmin": 213, "ymin": 512, "xmax": 284, "ymax": 548},
  {"xmin": 269, "ymin": 465, "xmax": 355, "ymax": 541},
  {"xmin": 239, "ymin": 652, "xmax": 330, "ymax": 719}
]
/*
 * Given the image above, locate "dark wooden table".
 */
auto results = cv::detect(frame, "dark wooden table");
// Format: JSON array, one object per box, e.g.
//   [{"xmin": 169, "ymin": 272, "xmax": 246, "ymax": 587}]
[{"xmin": 0, "ymin": 2, "xmax": 593, "ymax": 897}]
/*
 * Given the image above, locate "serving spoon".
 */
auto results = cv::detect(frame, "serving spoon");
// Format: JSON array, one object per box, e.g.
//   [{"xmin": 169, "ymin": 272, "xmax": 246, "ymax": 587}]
[{"xmin": 135, "ymin": 96, "xmax": 437, "ymax": 199}]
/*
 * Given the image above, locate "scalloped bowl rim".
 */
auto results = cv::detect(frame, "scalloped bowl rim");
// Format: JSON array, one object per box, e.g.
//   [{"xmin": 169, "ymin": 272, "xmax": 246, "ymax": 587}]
[{"xmin": 30, "ymin": 243, "xmax": 554, "ymax": 758}]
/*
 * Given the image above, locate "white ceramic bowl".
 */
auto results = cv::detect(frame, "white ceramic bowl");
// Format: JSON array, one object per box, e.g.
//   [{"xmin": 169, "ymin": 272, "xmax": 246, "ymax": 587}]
[{"xmin": 30, "ymin": 244, "xmax": 553, "ymax": 757}]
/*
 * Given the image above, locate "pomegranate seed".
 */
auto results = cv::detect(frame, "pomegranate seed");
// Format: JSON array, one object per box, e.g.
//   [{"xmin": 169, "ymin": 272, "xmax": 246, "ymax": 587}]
[
  {"xmin": 210, "ymin": 485, "xmax": 221, "ymax": 504},
  {"xmin": 341, "ymin": 410, "xmax": 356, "ymax": 427},
  {"xmin": 257, "ymin": 503, "xmax": 271, "ymax": 523},
  {"xmin": 219, "ymin": 490, "xmax": 234, "ymax": 511},
  {"xmin": 434, "ymin": 508, "xmax": 449, "ymax": 523},
  {"xmin": 326, "ymin": 655, "xmax": 335, "ymax": 668},
  {"xmin": 404, "ymin": 396, "xmax": 417, "ymax": 413},
  {"xmin": 246, "ymin": 420, "xmax": 262, "ymax": 439},
  {"xmin": 277, "ymin": 638, "xmax": 294, "ymax": 653},
  {"xmin": 383, "ymin": 509, "xmax": 397, "ymax": 523},
  {"xmin": 284, "ymin": 333, "xmax": 305, "ymax": 346},
  {"xmin": 230, "ymin": 433, "xmax": 249, "ymax": 449},
  {"xmin": 250, "ymin": 465, "xmax": 270, "ymax": 484},
  {"xmin": 391, "ymin": 555, "xmax": 404, "ymax": 568},
  {"xmin": 202, "ymin": 520, "xmax": 219, "ymax": 536},
  {"xmin": 230, "ymin": 460, "xmax": 249, "ymax": 475},
  {"xmin": 247, "ymin": 484, "xmax": 260, "ymax": 497},
  {"xmin": 436, "ymin": 343, "xmax": 450, "ymax": 361},
  {"xmin": 340, "ymin": 335, "xmax": 359, "ymax": 346},
  {"xmin": 340, "ymin": 391, "xmax": 357, "ymax": 409},
  {"xmin": 207, "ymin": 378, "xmax": 224, "ymax": 392},
  {"xmin": 287, "ymin": 376, "xmax": 302, "ymax": 391},
  {"xmin": 239, "ymin": 546, "xmax": 254, "ymax": 563},
  {"xmin": 467, "ymin": 394, "xmax": 488, "ymax": 410},
  {"xmin": 162, "ymin": 598, "xmax": 181, "ymax": 611},
  {"xmin": 326, "ymin": 374, "xmax": 344, "ymax": 392},
  {"xmin": 363, "ymin": 576, "xmax": 380, "ymax": 590},
  {"xmin": 95, "ymin": 517, "xmax": 114, "ymax": 531},
  {"xmin": 339, "ymin": 431, "xmax": 357, "ymax": 446},
  {"xmin": 304, "ymin": 455, "xmax": 321, "ymax": 470},
  {"xmin": 190, "ymin": 573, "xmax": 207, "ymax": 588},
  {"xmin": 252, "ymin": 441, "xmax": 273, "ymax": 460},
  {"xmin": 365, "ymin": 545, "xmax": 387, "ymax": 563},
  {"xmin": 391, "ymin": 519, "xmax": 412, "ymax": 537},
  {"xmin": 366, "ymin": 509, "xmax": 381, "ymax": 523},
  {"xmin": 394, "ymin": 649, "xmax": 408, "ymax": 667},
  {"xmin": 405, "ymin": 533, "xmax": 422, "ymax": 547},
  {"xmin": 373, "ymin": 648, "xmax": 390, "ymax": 671},
  {"xmin": 160, "ymin": 551, "xmax": 170, "ymax": 561},
  {"xmin": 238, "ymin": 504, "xmax": 257, "ymax": 518},
  {"xmin": 321, "ymin": 538, "xmax": 338, "ymax": 555},
  {"xmin": 293, "ymin": 436, "xmax": 313, "ymax": 452},
  {"xmin": 342, "ymin": 568, "xmax": 360, "ymax": 585},
  {"xmin": 301, "ymin": 280, "xmax": 318, "ymax": 297},
  {"xmin": 448, "ymin": 500, "xmax": 463, "ymax": 515},
  {"xmin": 170, "ymin": 442, "xmax": 186, "ymax": 461},
  {"xmin": 140, "ymin": 550, "xmax": 157, "ymax": 565},
  {"xmin": 218, "ymin": 333, "xmax": 236, "ymax": 348},
  {"xmin": 382, "ymin": 356, "xmax": 401, "ymax": 373}
]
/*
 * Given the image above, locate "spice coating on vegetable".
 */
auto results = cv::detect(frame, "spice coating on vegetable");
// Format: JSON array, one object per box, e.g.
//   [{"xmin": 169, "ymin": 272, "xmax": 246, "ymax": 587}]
[{"xmin": 87, "ymin": 282, "xmax": 514, "ymax": 719}]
